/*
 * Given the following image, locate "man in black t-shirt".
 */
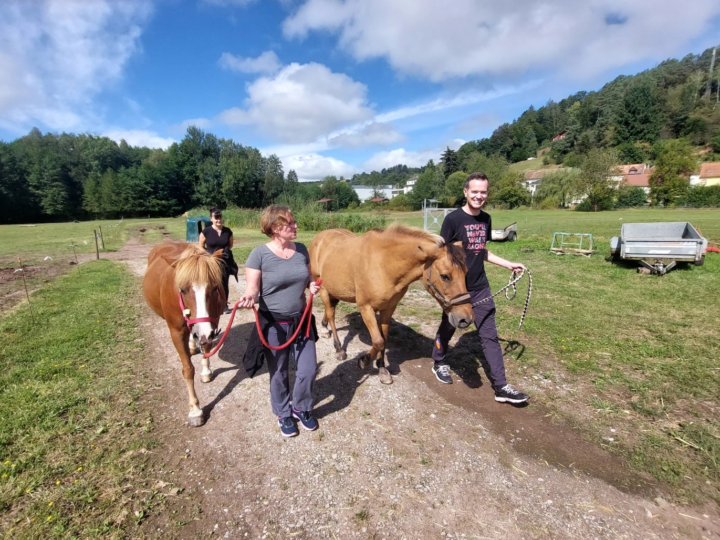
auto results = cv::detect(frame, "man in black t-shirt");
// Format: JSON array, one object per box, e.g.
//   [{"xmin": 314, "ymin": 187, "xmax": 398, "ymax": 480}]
[{"xmin": 431, "ymin": 172, "xmax": 529, "ymax": 404}]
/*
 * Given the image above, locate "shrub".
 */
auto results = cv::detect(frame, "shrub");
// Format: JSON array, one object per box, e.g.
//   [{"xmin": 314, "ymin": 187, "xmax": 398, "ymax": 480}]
[
  {"xmin": 615, "ymin": 186, "xmax": 648, "ymax": 208},
  {"xmin": 682, "ymin": 185, "xmax": 720, "ymax": 208}
]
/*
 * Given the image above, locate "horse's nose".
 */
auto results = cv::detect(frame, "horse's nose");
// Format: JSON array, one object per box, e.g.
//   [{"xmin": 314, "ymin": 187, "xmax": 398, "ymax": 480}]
[{"xmin": 448, "ymin": 313, "xmax": 472, "ymax": 329}]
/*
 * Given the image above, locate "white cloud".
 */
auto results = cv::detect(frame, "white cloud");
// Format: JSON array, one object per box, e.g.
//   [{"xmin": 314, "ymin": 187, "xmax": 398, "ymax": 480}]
[
  {"xmin": 103, "ymin": 129, "xmax": 176, "ymax": 149},
  {"xmin": 218, "ymin": 51, "xmax": 281, "ymax": 74},
  {"xmin": 328, "ymin": 122, "xmax": 403, "ymax": 148},
  {"xmin": 363, "ymin": 148, "xmax": 442, "ymax": 171},
  {"xmin": 0, "ymin": 0, "xmax": 151, "ymax": 133},
  {"xmin": 281, "ymin": 153, "xmax": 356, "ymax": 182},
  {"xmin": 216, "ymin": 62, "xmax": 373, "ymax": 143},
  {"xmin": 284, "ymin": 0, "xmax": 720, "ymax": 81}
]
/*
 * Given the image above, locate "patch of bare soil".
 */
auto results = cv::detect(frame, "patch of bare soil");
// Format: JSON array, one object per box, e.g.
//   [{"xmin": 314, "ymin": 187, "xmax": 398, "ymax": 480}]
[{"xmin": 116, "ymin": 242, "xmax": 719, "ymax": 540}]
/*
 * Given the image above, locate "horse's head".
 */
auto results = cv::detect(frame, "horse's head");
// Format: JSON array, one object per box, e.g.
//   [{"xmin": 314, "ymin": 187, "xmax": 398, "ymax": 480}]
[
  {"xmin": 423, "ymin": 242, "xmax": 473, "ymax": 329},
  {"xmin": 174, "ymin": 245, "xmax": 226, "ymax": 345}
]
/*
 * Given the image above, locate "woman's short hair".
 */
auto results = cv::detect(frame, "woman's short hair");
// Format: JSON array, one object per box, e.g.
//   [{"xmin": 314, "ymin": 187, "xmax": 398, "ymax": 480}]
[
  {"xmin": 260, "ymin": 205, "xmax": 294, "ymax": 237},
  {"xmin": 209, "ymin": 206, "xmax": 222, "ymax": 218},
  {"xmin": 464, "ymin": 172, "xmax": 489, "ymax": 189}
]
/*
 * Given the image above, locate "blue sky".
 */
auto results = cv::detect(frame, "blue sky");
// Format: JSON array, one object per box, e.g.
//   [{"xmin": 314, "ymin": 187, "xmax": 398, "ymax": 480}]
[{"xmin": 1, "ymin": 0, "xmax": 719, "ymax": 181}]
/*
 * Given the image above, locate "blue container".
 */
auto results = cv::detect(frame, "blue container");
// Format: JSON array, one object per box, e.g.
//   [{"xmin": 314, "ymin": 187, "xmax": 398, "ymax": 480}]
[{"xmin": 186, "ymin": 217, "xmax": 212, "ymax": 242}]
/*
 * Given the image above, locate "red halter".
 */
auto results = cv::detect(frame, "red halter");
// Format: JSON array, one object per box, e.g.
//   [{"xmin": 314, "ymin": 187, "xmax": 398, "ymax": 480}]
[{"xmin": 178, "ymin": 292, "xmax": 220, "ymax": 330}]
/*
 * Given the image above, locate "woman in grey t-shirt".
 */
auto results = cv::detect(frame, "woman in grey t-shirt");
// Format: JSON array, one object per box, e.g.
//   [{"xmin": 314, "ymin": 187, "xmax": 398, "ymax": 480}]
[{"xmin": 238, "ymin": 205, "xmax": 321, "ymax": 438}]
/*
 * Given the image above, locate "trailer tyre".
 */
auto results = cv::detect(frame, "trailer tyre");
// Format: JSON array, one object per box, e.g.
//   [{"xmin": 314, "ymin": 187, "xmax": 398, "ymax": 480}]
[
  {"xmin": 694, "ymin": 255, "xmax": 705, "ymax": 267},
  {"xmin": 508, "ymin": 232, "xmax": 516, "ymax": 242}
]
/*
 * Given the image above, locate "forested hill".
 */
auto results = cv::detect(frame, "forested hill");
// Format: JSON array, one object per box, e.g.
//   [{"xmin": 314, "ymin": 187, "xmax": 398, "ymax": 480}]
[{"xmin": 457, "ymin": 45, "xmax": 720, "ymax": 167}]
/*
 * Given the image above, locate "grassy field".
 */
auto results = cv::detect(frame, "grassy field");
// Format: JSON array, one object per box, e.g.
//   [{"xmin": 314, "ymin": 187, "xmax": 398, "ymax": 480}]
[
  {"xmin": 0, "ymin": 261, "xmax": 165, "ymax": 538},
  {"xmin": 2, "ymin": 208, "xmax": 719, "ymax": 506}
]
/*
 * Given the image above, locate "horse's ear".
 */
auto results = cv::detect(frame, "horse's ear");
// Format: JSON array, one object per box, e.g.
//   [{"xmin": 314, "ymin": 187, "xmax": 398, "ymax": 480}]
[
  {"xmin": 162, "ymin": 255, "xmax": 179, "ymax": 268},
  {"xmin": 212, "ymin": 249, "xmax": 223, "ymax": 259},
  {"xmin": 453, "ymin": 241, "xmax": 462, "ymax": 248}
]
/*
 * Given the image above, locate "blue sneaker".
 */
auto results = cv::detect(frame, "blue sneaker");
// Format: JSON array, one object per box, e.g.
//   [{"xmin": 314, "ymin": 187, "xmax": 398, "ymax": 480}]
[
  {"xmin": 278, "ymin": 416, "xmax": 299, "ymax": 437},
  {"xmin": 292, "ymin": 407, "xmax": 319, "ymax": 431}
]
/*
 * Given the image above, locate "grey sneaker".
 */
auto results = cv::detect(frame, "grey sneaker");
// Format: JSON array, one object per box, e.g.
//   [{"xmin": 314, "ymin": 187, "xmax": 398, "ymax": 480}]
[
  {"xmin": 494, "ymin": 384, "xmax": 529, "ymax": 404},
  {"xmin": 432, "ymin": 363, "xmax": 453, "ymax": 384}
]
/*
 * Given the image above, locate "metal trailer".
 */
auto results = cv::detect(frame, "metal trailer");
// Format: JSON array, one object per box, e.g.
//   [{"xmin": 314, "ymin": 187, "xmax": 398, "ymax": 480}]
[
  {"xmin": 491, "ymin": 222, "xmax": 517, "ymax": 242},
  {"xmin": 609, "ymin": 222, "xmax": 708, "ymax": 275}
]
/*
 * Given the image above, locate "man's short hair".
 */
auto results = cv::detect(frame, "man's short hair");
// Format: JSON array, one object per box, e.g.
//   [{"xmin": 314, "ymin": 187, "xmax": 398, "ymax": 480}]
[{"xmin": 464, "ymin": 172, "xmax": 489, "ymax": 189}]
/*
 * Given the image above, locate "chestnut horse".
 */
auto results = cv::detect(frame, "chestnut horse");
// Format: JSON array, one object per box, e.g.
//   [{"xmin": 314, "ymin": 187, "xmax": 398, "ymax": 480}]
[
  {"xmin": 142, "ymin": 243, "xmax": 226, "ymax": 426},
  {"xmin": 309, "ymin": 224, "xmax": 473, "ymax": 384}
]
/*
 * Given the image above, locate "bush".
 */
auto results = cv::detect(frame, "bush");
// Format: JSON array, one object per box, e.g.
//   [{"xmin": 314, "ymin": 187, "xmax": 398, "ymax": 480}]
[
  {"xmin": 682, "ymin": 185, "xmax": 720, "ymax": 208},
  {"xmin": 535, "ymin": 196, "xmax": 560, "ymax": 209},
  {"xmin": 575, "ymin": 197, "xmax": 614, "ymax": 212},
  {"xmin": 615, "ymin": 186, "xmax": 648, "ymax": 207}
]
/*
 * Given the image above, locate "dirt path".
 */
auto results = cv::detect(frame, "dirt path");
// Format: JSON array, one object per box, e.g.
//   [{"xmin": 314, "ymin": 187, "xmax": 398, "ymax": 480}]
[{"xmin": 117, "ymin": 239, "xmax": 719, "ymax": 540}]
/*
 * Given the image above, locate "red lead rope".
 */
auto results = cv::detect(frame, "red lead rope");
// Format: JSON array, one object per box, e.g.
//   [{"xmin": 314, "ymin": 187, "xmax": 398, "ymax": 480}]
[{"xmin": 202, "ymin": 279, "xmax": 322, "ymax": 359}]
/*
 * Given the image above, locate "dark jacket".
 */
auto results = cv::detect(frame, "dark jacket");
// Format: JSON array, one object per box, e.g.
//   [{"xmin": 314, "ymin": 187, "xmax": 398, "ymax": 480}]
[{"xmin": 242, "ymin": 309, "xmax": 318, "ymax": 378}]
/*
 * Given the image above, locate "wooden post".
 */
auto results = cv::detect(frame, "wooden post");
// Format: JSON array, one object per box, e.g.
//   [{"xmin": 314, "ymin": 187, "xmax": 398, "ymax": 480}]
[
  {"xmin": 17, "ymin": 257, "xmax": 35, "ymax": 323},
  {"xmin": 99, "ymin": 225, "xmax": 106, "ymax": 250},
  {"xmin": 70, "ymin": 240, "xmax": 78, "ymax": 264},
  {"xmin": 94, "ymin": 230, "xmax": 100, "ymax": 260}
]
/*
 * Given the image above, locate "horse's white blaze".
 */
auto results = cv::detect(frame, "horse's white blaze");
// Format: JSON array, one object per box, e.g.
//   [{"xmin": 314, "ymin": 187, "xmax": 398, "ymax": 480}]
[{"xmin": 192, "ymin": 282, "xmax": 214, "ymax": 343}]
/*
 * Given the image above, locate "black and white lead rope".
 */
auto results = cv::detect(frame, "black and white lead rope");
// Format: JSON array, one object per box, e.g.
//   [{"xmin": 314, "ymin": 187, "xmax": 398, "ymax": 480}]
[{"xmin": 471, "ymin": 268, "xmax": 533, "ymax": 330}]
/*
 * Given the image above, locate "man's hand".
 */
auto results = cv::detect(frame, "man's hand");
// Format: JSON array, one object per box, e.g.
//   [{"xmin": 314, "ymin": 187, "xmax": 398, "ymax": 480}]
[{"xmin": 507, "ymin": 262, "xmax": 526, "ymax": 274}]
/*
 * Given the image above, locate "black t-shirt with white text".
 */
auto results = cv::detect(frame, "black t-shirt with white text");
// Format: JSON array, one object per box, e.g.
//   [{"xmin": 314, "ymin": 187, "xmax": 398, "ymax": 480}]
[{"xmin": 439, "ymin": 208, "xmax": 491, "ymax": 291}]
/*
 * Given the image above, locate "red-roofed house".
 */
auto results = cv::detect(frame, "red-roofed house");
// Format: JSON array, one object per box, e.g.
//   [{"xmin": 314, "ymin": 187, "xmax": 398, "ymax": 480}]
[
  {"xmin": 698, "ymin": 162, "xmax": 720, "ymax": 186},
  {"xmin": 616, "ymin": 163, "xmax": 652, "ymax": 194}
]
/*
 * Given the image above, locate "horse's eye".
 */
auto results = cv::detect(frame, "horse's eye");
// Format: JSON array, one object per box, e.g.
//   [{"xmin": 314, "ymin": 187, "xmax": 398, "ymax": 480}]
[
  {"xmin": 180, "ymin": 288, "xmax": 187, "ymax": 295},
  {"xmin": 440, "ymin": 274, "xmax": 450, "ymax": 282}
]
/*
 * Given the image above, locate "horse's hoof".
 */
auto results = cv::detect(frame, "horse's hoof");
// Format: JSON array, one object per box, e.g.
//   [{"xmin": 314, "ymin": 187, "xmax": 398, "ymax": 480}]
[
  {"xmin": 379, "ymin": 371, "xmax": 394, "ymax": 385},
  {"xmin": 201, "ymin": 374, "xmax": 212, "ymax": 383},
  {"xmin": 358, "ymin": 354, "xmax": 372, "ymax": 370},
  {"xmin": 323, "ymin": 331, "xmax": 332, "ymax": 339},
  {"xmin": 337, "ymin": 351, "xmax": 347, "ymax": 361},
  {"xmin": 189, "ymin": 347, "xmax": 200, "ymax": 356},
  {"xmin": 188, "ymin": 415, "xmax": 205, "ymax": 427}
]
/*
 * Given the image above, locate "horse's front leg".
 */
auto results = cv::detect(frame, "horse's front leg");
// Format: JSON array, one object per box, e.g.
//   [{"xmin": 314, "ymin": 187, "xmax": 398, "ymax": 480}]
[
  {"xmin": 375, "ymin": 308, "xmax": 395, "ymax": 385},
  {"xmin": 320, "ymin": 289, "xmax": 346, "ymax": 360},
  {"xmin": 357, "ymin": 305, "xmax": 392, "ymax": 385},
  {"xmin": 170, "ymin": 327, "xmax": 205, "ymax": 427},
  {"xmin": 200, "ymin": 343, "xmax": 213, "ymax": 383}
]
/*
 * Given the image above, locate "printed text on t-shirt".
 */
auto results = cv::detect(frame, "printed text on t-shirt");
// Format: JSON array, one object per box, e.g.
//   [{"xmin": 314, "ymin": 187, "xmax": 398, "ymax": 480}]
[{"xmin": 464, "ymin": 223, "xmax": 487, "ymax": 252}]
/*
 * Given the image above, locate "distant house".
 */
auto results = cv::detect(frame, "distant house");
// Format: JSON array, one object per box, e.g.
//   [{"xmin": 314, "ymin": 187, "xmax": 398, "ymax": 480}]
[
  {"xmin": 698, "ymin": 162, "xmax": 720, "ymax": 186},
  {"xmin": 551, "ymin": 130, "xmax": 567, "ymax": 142},
  {"xmin": 523, "ymin": 168, "xmax": 563, "ymax": 196},
  {"xmin": 391, "ymin": 175, "xmax": 418, "ymax": 198},
  {"xmin": 615, "ymin": 163, "xmax": 652, "ymax": 194}
]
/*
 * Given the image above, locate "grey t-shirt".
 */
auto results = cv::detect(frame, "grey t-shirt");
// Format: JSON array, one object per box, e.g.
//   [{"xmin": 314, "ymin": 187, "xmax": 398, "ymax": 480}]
[{"xmin": 245, "ymin": 243, "xmax": 311, "ymax": 316}]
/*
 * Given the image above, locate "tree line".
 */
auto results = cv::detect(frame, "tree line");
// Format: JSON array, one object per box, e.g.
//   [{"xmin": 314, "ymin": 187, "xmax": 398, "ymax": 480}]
[{"xmin": 0, "ymin": 126, "xmax": 364, "ymax": 224}]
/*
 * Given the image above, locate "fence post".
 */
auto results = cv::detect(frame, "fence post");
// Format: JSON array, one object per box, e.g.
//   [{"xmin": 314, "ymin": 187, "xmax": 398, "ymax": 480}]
[
  {"xmin": 94, "ymin": 230, "xmax": 100, "ymax": 260},
  {"xmin": 99, "ymin": 225, "xmax": 106, "ymax": 250}
]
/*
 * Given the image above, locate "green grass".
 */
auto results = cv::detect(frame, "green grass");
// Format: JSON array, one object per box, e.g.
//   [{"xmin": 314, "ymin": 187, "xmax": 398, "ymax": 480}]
[
  {"xmin": 0, "ymin": 261, "xmax": 165, "ymax": 538},
  {"xmin": 0, "ymin": 217, "xmax": 186, "ymax": 266}
]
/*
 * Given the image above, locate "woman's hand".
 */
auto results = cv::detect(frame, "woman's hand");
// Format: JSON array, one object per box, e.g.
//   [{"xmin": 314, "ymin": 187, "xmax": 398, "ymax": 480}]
[
  {"xmin": 309, "ymin": 281, "xmax": 321, "ymax": 295},
  {"xmin": 237, "ymin": 295, "xmax": 257, "ymax": 309}
]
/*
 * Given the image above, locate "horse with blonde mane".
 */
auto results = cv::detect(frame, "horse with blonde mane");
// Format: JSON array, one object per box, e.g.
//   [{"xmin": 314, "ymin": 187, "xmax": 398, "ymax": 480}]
[
  {"xmin": 309, "ymin": 224, "xmax": 474, "ymax": 384},
  {"xmin": 143, "ymin": 243, "xmax": 226, "ymax": 426}
]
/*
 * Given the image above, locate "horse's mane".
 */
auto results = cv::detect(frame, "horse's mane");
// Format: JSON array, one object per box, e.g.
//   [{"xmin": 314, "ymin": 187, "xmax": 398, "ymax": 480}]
[
  {"xmin": 175, "ymin": 244, "xmax": 223, "ymax": 290},
  {"xmin": 384, "ymin": 223, "xmax": 444, "ymax": 247},
  {"xmin": 383, "ymin": 223, "xmax": 466, "ymax": 270}
]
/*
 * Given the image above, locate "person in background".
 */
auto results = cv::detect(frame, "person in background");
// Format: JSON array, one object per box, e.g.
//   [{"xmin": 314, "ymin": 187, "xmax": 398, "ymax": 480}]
[
  {"xmin": 430, "ymin": 172, "xmax": 530, "ymax": 404},
  {"xmin": 238, "ymin": 205, "xmax": 321, "ymax": 437},
  {"xmin": 199, "ymin": 207, "xmax": 235, "ymax": 313}
]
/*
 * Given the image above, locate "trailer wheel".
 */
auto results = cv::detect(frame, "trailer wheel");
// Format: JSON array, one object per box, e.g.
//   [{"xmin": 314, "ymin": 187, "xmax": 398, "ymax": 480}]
[
  {"xmin": 508, "ymin": 232, "xmax": 516, "ymax": 242},
  {"xmin": 694, "ymin": 255, "xmax": 705, "ymax": 267}
]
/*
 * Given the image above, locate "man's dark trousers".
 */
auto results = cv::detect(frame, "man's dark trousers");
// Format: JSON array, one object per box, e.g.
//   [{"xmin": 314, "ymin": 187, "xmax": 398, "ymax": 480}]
[{"xmin": 431, "ymin": 286, "xmax": 507, "ymax": 389}]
